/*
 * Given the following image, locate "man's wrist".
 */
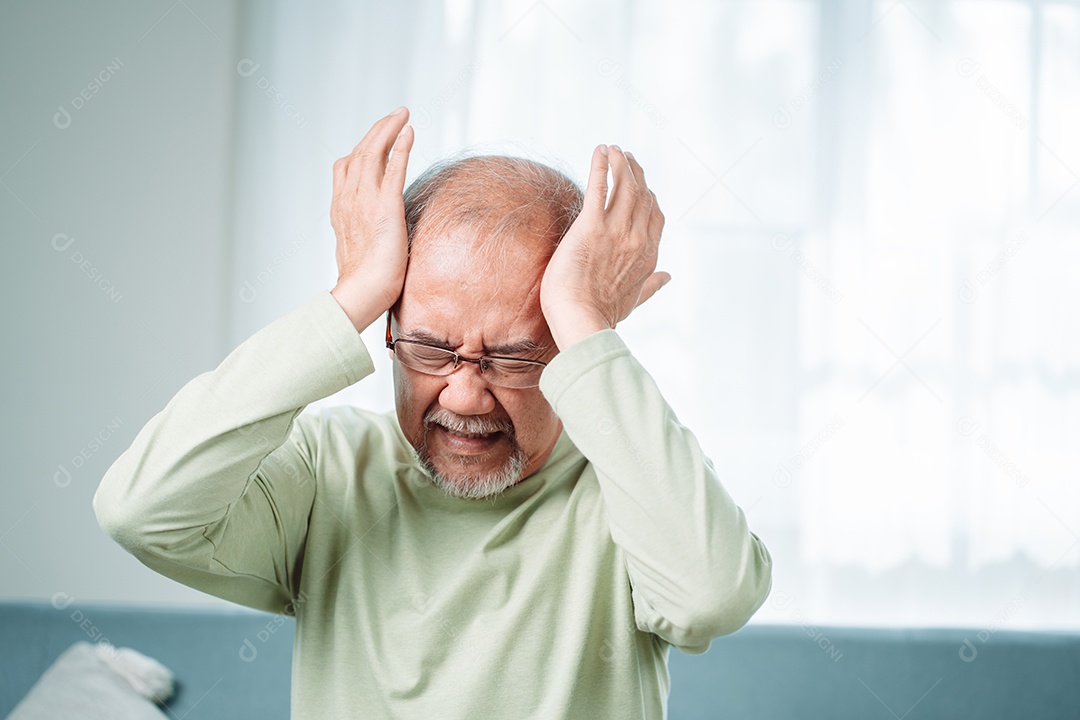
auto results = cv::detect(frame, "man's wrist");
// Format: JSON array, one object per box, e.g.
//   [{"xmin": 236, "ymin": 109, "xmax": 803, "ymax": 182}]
[
  {"xmin": 544, "ymin": 306, "xmax": 611, "ymax": 351},
  {"xmin": 330, "ymin": 281, "xmax": 388, "ymax": 334}
]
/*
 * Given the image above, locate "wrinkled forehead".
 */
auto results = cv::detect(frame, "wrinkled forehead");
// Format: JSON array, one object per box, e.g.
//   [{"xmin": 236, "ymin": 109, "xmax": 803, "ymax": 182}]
[
  {"xmin": 395, "ymin": 226, "xmax": 553, "ymax": 348},
  {"xmin": 404, "ymin": 224, "xmax": 550, "ymax": 303}
]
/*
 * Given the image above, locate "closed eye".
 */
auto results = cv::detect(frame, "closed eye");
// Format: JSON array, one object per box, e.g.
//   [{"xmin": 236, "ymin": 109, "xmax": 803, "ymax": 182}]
[{"xmin": 487, "ymin": 358, "xmax": 546, "ymax": 373}]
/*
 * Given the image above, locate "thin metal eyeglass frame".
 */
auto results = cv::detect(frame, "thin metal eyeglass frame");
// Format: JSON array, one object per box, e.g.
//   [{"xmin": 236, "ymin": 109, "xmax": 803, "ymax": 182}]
[{"xmin": 384, "ymin": 313, "xmax": 547, "ymax": 387}]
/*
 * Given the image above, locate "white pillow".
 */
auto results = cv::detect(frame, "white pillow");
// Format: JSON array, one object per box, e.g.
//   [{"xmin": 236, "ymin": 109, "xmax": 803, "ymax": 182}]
[{"xmin": 6, "ymin": 642, "xmax": 175, "ymax": 720}]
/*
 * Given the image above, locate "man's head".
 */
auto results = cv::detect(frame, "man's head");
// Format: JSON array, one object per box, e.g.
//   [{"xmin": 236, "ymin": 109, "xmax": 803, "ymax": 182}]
[{"xmin": 390, "ymin": 155, "xmax": 583, "ymax": 500}]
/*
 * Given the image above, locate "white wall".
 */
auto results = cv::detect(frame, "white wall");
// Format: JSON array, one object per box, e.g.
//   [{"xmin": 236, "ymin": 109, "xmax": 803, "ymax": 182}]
[{"xmin": 0, "ymin": 0, "xmax": 240, "ymax": 606}]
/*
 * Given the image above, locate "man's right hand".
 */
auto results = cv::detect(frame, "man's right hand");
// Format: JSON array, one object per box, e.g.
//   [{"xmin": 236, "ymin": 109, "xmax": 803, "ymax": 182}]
[{"xmin": 329, "ymin": 106, "xmax": 415, "ymax": 333}]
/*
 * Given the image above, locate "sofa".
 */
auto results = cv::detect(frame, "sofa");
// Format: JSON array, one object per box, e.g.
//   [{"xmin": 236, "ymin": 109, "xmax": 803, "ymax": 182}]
[{"xmin": 2, "ymin": 598, "xmax": 1078, "ymax": 719}]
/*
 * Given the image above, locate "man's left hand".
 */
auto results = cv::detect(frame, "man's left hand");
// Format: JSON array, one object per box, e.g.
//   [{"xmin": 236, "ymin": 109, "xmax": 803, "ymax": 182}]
[{"xmin": 539, "ymin": 144, "xmax": 669, "ymax": 350}]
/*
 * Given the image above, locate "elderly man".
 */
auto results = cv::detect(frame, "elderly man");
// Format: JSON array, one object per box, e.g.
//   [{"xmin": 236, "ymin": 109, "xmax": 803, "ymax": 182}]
[{"xmin": 94, "ymin": 107, "xmax": 771, "ymax": 718}]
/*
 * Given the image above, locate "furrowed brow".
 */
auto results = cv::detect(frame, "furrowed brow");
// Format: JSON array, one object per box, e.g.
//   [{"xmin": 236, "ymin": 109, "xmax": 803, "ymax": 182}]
[
  {"xmin": 400, "ymin": 329, "xmax": 546, "ymax": 357},
  {"xmin": 485, "ymin": 339, "xmax": 546, "ymax": 356},
  {"xmin": 400, "ymin": 329, "xmax": 454, "ymax": 350}
]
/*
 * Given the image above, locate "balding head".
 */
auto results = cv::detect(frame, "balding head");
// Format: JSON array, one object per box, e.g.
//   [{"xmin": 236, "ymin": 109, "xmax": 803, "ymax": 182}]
[{"xmin": 402, "ymin": 155, "xmax": 584, "ymax": 260}]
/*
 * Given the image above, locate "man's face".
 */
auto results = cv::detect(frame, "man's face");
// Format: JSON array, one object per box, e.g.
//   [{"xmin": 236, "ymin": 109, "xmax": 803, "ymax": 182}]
[{"xmin": 392, "ymin": 227, "xmax": 563, "ymax": 499}]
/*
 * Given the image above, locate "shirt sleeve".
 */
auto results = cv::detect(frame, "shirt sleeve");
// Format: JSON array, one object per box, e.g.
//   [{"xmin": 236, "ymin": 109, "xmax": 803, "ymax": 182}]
[
  {"xmin": 539, "ymin": 329, "xmax": 773, "ymax": 654},
  {"xmin": 92, "ymin": 291, "xmax": 375, "ymax": 614}
]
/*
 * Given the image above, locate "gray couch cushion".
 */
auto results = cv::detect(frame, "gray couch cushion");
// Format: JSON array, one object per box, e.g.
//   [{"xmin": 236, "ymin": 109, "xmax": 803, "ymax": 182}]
[{"xmin": 6, "ymin": 642, "xmax": 171, "ymax": 720}]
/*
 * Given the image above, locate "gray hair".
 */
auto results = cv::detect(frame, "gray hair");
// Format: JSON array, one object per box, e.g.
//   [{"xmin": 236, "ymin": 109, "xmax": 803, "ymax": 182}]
[{"xmin": 402, "ymin": 154, "xmax": 584, "ymax": 255}]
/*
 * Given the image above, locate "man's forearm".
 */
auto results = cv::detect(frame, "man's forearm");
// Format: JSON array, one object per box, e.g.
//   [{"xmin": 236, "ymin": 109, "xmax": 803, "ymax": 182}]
[{"xmin": 539, "ymin": 329, "xmax": 772, "ymax": 652}]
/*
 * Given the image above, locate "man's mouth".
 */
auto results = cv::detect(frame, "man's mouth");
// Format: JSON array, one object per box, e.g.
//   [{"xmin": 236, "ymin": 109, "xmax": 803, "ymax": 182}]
[
  {"xmin": 444, "ymin": 428, "xmax": 498, "ymax": 439},
  {"xmin": 434, "ymin": 424, "xmax": 504, "ymax": 455},
  {"xmin": 422, "ymin": 406, "xmax": 515, "ymax": 459}
]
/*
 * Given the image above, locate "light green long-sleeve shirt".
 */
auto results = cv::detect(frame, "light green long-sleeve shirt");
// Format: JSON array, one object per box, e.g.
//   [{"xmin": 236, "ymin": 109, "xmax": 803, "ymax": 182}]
[{"xmin": 93, "ymin": 291, "xmax": 772, "ymax": 719}]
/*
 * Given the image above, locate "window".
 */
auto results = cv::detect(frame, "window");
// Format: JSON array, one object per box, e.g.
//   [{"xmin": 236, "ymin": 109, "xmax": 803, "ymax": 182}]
[{"xmin": 231, "ymin": 0, "xmax": 1080, "ymax": 629}]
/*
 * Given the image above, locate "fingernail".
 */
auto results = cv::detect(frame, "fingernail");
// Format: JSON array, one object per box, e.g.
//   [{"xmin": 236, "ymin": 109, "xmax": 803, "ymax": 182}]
[
  {"xmin": 625, "ymin": 150, "xmax": 635, "ymax": 161},
  {"xmin": 611, "ymin": 144, "xmax": 622, "ymax": 154},
  {"xmin": 598, "ymin": 144, "xmax": 608, "ymax": 156},
  {"xmin": 392, "ymin": 106, "xmax": 407, "ymax": 115}
]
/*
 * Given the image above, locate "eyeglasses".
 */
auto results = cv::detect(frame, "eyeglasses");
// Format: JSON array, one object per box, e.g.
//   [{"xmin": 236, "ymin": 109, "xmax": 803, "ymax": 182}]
[{"xmin": 385, "ymin": 314, "xmax": 548, "ymax": 389}]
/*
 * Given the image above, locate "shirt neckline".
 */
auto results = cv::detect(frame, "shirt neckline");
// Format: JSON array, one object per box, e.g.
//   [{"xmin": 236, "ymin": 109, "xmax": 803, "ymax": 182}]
[{"xmin": 386, "ymin": 410, "xmax": 577, "ymax": 511}]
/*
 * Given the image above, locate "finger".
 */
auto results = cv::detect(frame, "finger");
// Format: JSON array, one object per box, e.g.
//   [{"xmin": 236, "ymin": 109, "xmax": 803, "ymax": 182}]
[
  {"xmin": 384, "ymin": 124, "xmax": 415, "ymax": 195},
  {"xmin": 343, "ymin": 107, "xmax": 410, "ymax": 195},
  {"xmin": 624, "ymin": 151, "xmax": 653, "ymax": 228},
  {"xmin": 332, "ymin": 156, "xmax": 348, "ymax": 199},
  {"xmin": 348, "ymin": 106, "xmax": 409, "ymax": 157},
  {"xmin": 583, "ymin": 144, "xmax": 610, "ymax": 214},
  {"xmin": 364, "ymin": 106, "xmax": 410, "ymax": 188},
  {"xmin": 646, "ymin": 190, "xmax": 665, "ymax": 245},
  {"xmin": 625, "ymin": 150, "xmax": 647, "ymax": 188},
  {"xmin": 605, "ymin": 145, "xmax": 638, "ymax": 216},
  {"xmin": 634, "ymin": 271, "xmax": 672, "ymax": 309}
]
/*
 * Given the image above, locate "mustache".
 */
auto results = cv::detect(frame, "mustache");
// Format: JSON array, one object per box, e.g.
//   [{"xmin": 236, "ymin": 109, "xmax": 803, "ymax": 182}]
[{"xmin": 423, "ymin": 407, "xmax": 515, "ymax": 436}]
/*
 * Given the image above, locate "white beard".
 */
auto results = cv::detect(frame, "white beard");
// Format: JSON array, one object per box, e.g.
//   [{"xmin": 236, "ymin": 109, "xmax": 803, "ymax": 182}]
[{"xmin": 414, "ymin": 407, "xmax": 530, "ymax": 500}]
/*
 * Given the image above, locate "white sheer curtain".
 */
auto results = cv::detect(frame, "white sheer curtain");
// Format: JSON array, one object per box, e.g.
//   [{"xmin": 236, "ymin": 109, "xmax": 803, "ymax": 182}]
[{"xmin": 228, "ymin": 0, "xmax": 1080, "ymax": 629}]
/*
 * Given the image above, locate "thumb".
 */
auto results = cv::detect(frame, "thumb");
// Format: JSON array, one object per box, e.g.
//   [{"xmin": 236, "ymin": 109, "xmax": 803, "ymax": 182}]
[{"xmin": 634, "ymin": 272, "xmax": 672, "ymax": 309}]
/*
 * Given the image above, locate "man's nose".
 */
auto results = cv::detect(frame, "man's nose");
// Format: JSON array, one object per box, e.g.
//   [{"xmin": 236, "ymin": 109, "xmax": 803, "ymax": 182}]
[{"xmin": 438, "ymin": 363, "xmax": 497, "ymax": 416}]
